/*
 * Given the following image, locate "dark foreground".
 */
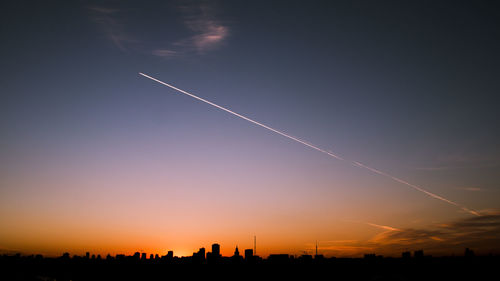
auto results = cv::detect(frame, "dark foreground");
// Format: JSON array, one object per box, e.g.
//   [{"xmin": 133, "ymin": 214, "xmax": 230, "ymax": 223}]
[{"xmin": 1, "ymin": 254, "xmax": 498, "ymax": 281}]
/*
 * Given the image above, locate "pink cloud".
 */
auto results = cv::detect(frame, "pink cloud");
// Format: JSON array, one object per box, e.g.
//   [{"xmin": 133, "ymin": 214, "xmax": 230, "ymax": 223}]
[
  {"xmin": 174, "ymin": 6, "xmax": 230, "ymax": 54},
  {"xmin": 88, "ymin": 3, "xmax": 229, "ymax": 58}
]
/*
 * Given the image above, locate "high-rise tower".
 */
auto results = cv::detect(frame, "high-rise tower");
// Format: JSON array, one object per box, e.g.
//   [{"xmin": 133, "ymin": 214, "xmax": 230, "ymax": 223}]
[{"xmin": 212, "ymin": 243, "xmax": 220, "ymax": 257}]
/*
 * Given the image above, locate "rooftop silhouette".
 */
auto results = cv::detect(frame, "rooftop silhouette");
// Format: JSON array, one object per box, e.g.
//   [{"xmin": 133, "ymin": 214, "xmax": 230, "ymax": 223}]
[{"xmin": 1, "ymin": 244, "xmax": 498, "ymax": 281}]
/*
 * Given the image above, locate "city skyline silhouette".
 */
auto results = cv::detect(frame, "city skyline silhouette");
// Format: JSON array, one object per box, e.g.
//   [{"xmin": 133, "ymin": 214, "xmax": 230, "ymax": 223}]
[
  {"xmin": 1, "ymin": 2, "xmax": 500, "ymax": 279},
  {"xmin": 2, "ymin": 243, "xmax": 497, "ymax": 280}
]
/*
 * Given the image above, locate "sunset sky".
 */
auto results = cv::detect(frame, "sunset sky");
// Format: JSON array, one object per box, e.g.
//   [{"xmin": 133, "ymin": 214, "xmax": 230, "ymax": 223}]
[{"xmin": 1, "ymin": 0, "xmax": 500, "ymax": 258}]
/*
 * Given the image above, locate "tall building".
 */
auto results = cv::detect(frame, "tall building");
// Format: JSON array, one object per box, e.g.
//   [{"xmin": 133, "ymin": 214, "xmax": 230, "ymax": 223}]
[
  {"xmin": 465, "ymin": 248, "xmax": 475, "ymax": 257},
  {"xmin": 212, "ymin": 243, "xmax": 220, "ymax": 257},
  {"xmin": 198, "ymin": 247, "xmax": 205, "ymax": 259},
  {"xmin": 234, "ymin": 246, "xmax": 240, "ymax": 257},
  {"xmin": 192, "ymin": 247, "xmax": 206, "ymax": 263},
  {"xmin": 245, "ymin": 249, "xmax": 253, "ymax": 262},
  {"xmin": 414, "ymin": 250, "xmax": 424, "ymax": 259},
  {"xmin": 161, "ymin": 251, "xmax": 173, "ymax": 262}
]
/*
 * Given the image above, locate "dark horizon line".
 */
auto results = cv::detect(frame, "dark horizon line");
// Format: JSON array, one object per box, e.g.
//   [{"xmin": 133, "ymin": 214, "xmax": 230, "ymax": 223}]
[{"xmin": 1, "ymin": 246, "xmax": 487, "ymax": 260}]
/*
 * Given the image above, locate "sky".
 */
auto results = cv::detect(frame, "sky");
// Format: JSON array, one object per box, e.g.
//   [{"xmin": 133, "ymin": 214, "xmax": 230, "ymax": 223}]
[{"xmin": 1, "ymin": 0, "xmax": 500, "ymax": 258}]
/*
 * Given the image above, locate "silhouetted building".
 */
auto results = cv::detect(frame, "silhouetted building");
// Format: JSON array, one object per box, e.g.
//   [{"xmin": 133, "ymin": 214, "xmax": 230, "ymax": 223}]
[
  {"xmin": 299, "ymin": 255, "xmax": 313, "ymax": 264},
  {"xmin": 315, "ymin": 254, "xmax": 325, "ymax": 260},
  {"xmin": 212, "ymin": 243, "xmax": 220, "ymax": 257},
  {"xmin": 206, "ymin": 243, "xmax": 222, "ymax": 264},
  {"xmin": 268, "ymin": 254, "xmax": 290, "ymax": 264},
  {"xmin": 364, "ymin": 254, "xmax": 376, "ymax": 260},
  {"xmin": 245, "ymin": 249, "xmax": 253, "ymax": 261},
  {"xmin": 161, "ymin": 251, "xmax": 173, "ymax": 262},
  {"xmin": 465, "ymin": 248, "xmax": 475, "ymax": 258},
  {"xmin": 402, "ymin": 251, "xmax": 411, "ymax": 259},
  {"xmin": 414, "ymin": 250, "xmax": 424, "ymax": 259},
  {"xmin": 85, "ymin": 252, "xmax": 90, "ymax": 259},
  {"xmin": 133, "ymin": 252, "xmax": 140, "ymax": 260},
  {"xmin": 231, "ymin": 246, "xmax": 243, "ymax": 263},
  {"xmin": 141, "ymin": 253, "xmax": 147, "ymax": 260},
  {"xmin": 192, "ymin": 248, "xmax": 206, "ymax": 263}
]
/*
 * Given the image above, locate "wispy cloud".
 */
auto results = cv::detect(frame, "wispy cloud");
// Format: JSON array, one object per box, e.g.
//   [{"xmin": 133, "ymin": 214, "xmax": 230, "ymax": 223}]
[
  {"xmin": 175, "ymin": 18, "xmax": 229, "ymax": 54},
  {"xmin": 168, "ymin": 2, "xmax": 229, "ymax": 56},
  {"xmin": 151, "ymin": 49, "xmax": 178, "ymax": 58},
  {"xmin": 366, "ymin": 222, "xmax": 401, "ymax": 232},
  {"xmin": 87, "ymin": 2, "xmax": 229, "ymax": 58},
  {"xmin": 316, "ymin": 213, "xmax": 500, "ymax": 257},
  {"xmin": 372, "ymin": 213, "xmax": 500, "ymax": 255},
  {"xmin": 371, "ymin": 228, "xmax": 446, "ymax": 245}
]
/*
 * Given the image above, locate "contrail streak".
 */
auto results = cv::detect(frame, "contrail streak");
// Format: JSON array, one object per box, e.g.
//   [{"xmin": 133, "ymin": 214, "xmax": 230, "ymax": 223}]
[
  {"xmin": 350, "ymin": 161, "xmax": 479, "ymax": 216},
  {"xmin": 139, "ymin": 72, "xmax": 480, "ymax": 216}
]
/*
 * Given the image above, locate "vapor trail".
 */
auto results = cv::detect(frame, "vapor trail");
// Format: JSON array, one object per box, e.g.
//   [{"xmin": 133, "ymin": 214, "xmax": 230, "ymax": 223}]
[
  {"xmin": 139, "ymin": 73, "xmax": 344, "ymax": 161},
  {"xmin": 350, "ymin": 161, "xmax": 480, "ymax": 216},
  {"xmin": 139, "ymin": 72, "xmax": 479, "ymax": 216}
]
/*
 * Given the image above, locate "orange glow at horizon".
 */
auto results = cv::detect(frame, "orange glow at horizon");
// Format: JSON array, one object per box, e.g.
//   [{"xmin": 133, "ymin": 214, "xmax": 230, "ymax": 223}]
[{"xmin": 0, "ymin": 101, "xmax": 495, "ymax": 258}]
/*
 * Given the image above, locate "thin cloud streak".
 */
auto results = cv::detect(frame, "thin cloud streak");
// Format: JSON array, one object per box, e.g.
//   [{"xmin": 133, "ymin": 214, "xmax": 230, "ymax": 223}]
[
  {"xmin": 139, "ymin": 73, "xmax": 479, "ymax": 217},
  {"xmin": 366, "ymin": 222, "xmax": 401, "ymax": 232},
  {"xmin": 151, "ymin": 49, "xmax": 178, "ymax": 58}
]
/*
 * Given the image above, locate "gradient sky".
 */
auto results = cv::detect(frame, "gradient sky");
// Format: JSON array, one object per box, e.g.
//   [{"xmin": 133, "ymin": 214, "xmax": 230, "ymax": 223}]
[{"xmin": 1, "ymin": 0, "xmax": 500, "ymax": 257}]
